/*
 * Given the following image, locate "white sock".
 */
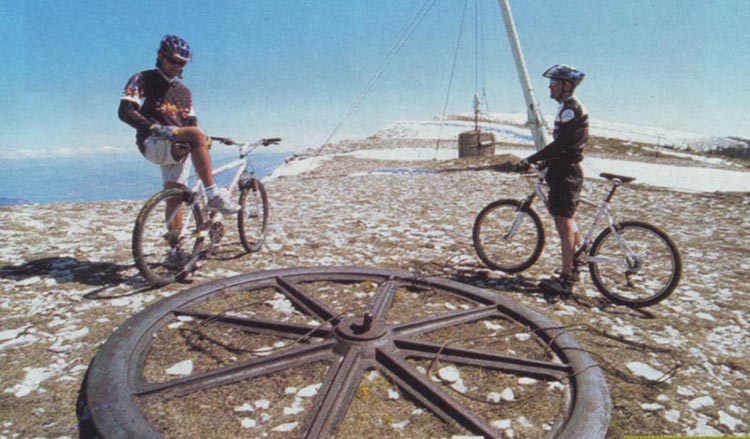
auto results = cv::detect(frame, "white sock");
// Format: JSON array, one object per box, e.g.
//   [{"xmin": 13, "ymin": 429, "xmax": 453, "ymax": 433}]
[{"xmin": 205, "ymin": 184, "xmax": 218, "ymax": 198}]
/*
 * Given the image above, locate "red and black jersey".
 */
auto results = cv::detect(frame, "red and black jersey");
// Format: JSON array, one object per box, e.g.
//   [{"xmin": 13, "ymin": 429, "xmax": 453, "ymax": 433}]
[{"xmin": 119, "ymin": 69, "xmax": 196, "ymax": 151}]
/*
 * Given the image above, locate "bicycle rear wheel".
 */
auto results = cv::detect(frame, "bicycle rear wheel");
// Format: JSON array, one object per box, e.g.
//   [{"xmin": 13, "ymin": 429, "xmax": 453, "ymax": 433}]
[
  {"xmin": 588, "ymin": 221, "xmax": 681, "ymax": 307},
  {"xmin": 238, "ymin": 178, "xmax": 269, "ymax": 252},
  {"xmin": 132, "ymin": 188, "xmax": 205, "ymax": 287},
  {"xmin": 472, "ymin": 199, "xmax": 545, "ymax": 273}
]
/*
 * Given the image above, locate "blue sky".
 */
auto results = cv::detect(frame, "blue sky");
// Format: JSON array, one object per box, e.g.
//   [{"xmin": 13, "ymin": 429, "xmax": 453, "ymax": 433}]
[{"xmin": 1, "ymin": 0, "xmax": 748, "ymax": 158}]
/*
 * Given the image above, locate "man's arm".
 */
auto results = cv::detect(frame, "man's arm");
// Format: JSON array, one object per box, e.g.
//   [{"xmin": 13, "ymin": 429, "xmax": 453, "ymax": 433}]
[{"xmin": 118, "ymin": 100, "xmax": 152, "ymax": 131}]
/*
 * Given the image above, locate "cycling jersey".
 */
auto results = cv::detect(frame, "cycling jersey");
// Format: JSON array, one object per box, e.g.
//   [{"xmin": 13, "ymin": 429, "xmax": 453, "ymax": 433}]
[
  {"xmin": 120, "ymin": 69, "xmax": 196, "ymax": 153},
  {"xmin": 525, "ymin": 96, "xmax": 588, "ymax": 218},
  {"xmin": 525, "ymin": 96, "xmax": 588, "ymax": 167}
]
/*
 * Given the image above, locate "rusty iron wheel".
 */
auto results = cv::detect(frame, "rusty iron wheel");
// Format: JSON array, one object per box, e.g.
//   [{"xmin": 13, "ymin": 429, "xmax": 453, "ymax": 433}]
[{"xmin": 86, "ymin": 266, "xmax": 610, "ymax": 438}]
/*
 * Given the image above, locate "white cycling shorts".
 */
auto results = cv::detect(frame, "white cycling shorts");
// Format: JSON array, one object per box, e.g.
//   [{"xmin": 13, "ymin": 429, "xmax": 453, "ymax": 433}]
[{"xmin": 143, "ymin": 135, "xmax": 190, "ymax": 185}]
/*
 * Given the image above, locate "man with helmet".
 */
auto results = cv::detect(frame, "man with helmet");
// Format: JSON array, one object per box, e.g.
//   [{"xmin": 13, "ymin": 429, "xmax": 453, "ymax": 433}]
[
  {"xmin": 118, "ymin": 35, "xmax": 240, "ymax": 216},
  {"xmin": 517, "ymin": 64, "xmax": 589, "ymax": 296}
]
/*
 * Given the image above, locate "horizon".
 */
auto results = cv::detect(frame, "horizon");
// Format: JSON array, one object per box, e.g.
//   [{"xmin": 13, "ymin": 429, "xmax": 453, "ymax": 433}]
[{"xmin": 2, "ymin": 1, "xmax": 748, "ymax": 159}]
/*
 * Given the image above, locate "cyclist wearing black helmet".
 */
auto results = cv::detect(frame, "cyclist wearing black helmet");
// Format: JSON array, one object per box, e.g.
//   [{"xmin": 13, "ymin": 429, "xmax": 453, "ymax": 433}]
[
  {"xmin": 518, "ymin": 64, "xmax": 588, "ymax": 296},
  {"xmin": 118, "ymin": 35, "xmax": 240, "ymax": 215}
]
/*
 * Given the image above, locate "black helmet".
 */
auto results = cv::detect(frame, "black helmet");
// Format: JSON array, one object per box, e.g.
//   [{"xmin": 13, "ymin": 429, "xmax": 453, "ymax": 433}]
[
  {"xmin": 543, "ymin": 64, "xmax": 585, "ymax": 86},
  {"xmin": 158, "ymin": 35, "xmax": 192, "ymax": 62}
]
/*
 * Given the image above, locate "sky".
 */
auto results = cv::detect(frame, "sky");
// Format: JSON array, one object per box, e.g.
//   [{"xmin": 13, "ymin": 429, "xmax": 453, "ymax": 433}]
[{"xmin": 1, "ymin": 0, "xmax": 749, "ymax": 159}]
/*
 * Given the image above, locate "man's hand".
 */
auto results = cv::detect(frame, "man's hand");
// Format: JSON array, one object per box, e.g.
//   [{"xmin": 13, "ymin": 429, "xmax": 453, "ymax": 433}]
[
  {"xmin": 149, "ymin": 123, "xmax": 176, "ymax": 140},
  {"xmin": 515, "ymin": 159, "xmax": 531, "ymax": 172}
]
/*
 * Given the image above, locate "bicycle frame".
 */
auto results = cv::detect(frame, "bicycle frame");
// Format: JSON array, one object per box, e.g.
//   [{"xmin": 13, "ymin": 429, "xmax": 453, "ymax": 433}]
[
  {"xmin": 514, "ymin": 168, "xmax": 640, "ymax": 270},
  {"xmin": 163, "ymin": 139, "xmax": 268, "ymax": 241}
]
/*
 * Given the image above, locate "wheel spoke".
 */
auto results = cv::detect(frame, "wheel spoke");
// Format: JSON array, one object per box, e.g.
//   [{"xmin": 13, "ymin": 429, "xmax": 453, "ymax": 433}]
[
  {"xmin": 391, "ymin": 305, "xmax": 500, "ymax": 337},
  {"xmin": 276, "ymin": 276, "xmax": 340, "ymax": 324},
  {"xmin": 135, "ymin": 339, "xmax": 336, "ymax": 397},
  {"xmin": 370, "ymin": 278, "xmax": 399, "ymax": 319},
  {"xmin": 375, "ymin": 348, "xmax": 498, "ymax": 438},
  {"xmin": 173, "ymin": 309, "xmax": 333, "ymax": 339},
  {"xmin": 394, "ymin": 339, "xmax": 569, "ymax": 381},
  {"xmin": 301, "ymin": 347, "xmax": 365, "ymax": 438}
]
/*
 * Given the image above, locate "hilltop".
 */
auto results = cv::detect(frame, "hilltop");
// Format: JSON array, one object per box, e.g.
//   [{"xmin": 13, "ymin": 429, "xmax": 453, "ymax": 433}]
[{"xmin": 0, "ymin": 120, "xmax": 748, "ymax": 438}]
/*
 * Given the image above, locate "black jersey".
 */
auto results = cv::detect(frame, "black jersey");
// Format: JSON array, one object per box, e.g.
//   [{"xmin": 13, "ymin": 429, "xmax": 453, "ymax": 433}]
[
  {"xmin": 120, "ymin": 69, "xmax": 195, "ymax": 151},
  {"xmin": 526, "ymin": 97, "xmax": 589, "ymax": 165}
]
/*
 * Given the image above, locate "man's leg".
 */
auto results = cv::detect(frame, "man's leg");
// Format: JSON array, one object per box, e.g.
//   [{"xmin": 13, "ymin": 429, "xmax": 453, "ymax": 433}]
[
  {"xmin": 171, "ymin": 126, "xmax": 215, "ymax": 187},
  {"xmin": 170, "ymin": 126, "xmax": 240, "ymax": 214},
  {"xmin": 554, "ymin": 215, "xmax": 576, "ymax": 277},
  {"xmin": 164, "ymin": 181, "xmax": 186, "ymax": 246}
]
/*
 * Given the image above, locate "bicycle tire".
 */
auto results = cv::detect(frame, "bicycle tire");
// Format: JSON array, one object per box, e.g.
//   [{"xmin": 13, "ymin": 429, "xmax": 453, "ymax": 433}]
[
  {"xmin": 238, "ymin": 178, "xmax": 269, "ymax": 252},
  {"xmin": 588, "ymin": 221, "xmax": 681, "ymax": 308},
  {"xmin": 472, "ymin": 199, "xmax": 545, "ymax": 273},
  {"xmin": 132, "ymin": 188, "xmax": 205, "ymax": 287}
]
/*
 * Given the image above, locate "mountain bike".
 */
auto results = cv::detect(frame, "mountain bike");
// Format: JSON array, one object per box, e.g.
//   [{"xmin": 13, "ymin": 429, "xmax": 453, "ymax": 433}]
[
  {"xmin": 132, "ymin": 136, "xmax": 281, "ymax": 287},
  {"xmin": 472, "ymin": 164, "xmax": 682, "ymax": 307}
]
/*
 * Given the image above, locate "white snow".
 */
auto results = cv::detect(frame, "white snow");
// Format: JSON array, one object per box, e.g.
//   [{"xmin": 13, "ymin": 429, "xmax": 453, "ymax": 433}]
[
  {"xmin": 717, "ymin": 410, "xmax": 743, "ymax": 431},
  {"xmin": 234, "ymin": 403, "xmax": 254, "ymax": 412},
  {"xmin": 271, "ymin": 421, "xmax": 299, "ymax": 432},
  {"xmin": 437, "ymin": 366, "xmax": 460, "ymax": 383},
  {"xmin": 272, "ymin": 117, "xmax": 750, "ymax": 193},
  {"xmin": 626, "ymin": 362, "xmax": 666, "ymax": 381},
  {"xmin": 3, "ymin": 367, "xmax": 57, "ymax": 397},
  {"xmin": 297, "ymin": 383, "xmax": 321, "ymax": 398},
  {"xmin": 165, "ymin": 360, "xmax": 193, "ymax": 376},
  {"xmin": 688, "ymin": 395, "xmax": 715, "ymax": 410},
  {"xmin": 240, "ymin": 418, "xmax": 256, "ymax": 428}
]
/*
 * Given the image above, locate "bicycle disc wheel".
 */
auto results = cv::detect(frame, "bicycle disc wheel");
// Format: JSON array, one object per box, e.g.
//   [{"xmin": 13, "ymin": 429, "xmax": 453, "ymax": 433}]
[
  {"xmin": 132, "ymin": 188, "xmax": 205, "ymax": 287},
  {"xmin": 238, "ymin": 179, "xmax": 269, "ymax": 252},
  {"xmin": 588, "ymin": 221, "xmax": 681, "ymax": 307},
  {"xmin": 472, "ymin": 199, "xmax": 545, "ymax": 273}
]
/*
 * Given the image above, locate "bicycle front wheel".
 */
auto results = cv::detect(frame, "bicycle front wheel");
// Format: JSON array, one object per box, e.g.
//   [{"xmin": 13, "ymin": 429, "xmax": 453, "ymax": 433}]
[
  {"xmin": 132, "ymin": 188, "xmax": 205, "ymax": 287},
  {"xmin": 588, "ymin": 221, "xmax": 681, "ymax": 307},
  {"xmin": 238, "ymin": 179, "xmax": 269, "ymax": 252},
  {"xmin": 472, "ymin": 199, "xmax": 545, "ymax": 273}
]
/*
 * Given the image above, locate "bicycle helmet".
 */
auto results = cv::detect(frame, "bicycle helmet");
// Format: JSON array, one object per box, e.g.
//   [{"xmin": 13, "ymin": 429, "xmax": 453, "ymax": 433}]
[
  {"xmin": 158, "ymin": 35, "xmax": 192, "ymax": 63},
  {"xmin": 543, "ymin": 64, "xmax": 585, "ymax": 86}
]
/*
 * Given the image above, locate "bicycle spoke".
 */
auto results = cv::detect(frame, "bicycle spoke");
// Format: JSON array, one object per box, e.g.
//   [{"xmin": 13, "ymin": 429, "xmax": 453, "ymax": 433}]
[
  {"xmin": 135, "ymin": 339, "xmax": 337, "ymax": 398},
  {"xmin": 589, "ymin": 222, "xmax": 681, "ymax": 307}
]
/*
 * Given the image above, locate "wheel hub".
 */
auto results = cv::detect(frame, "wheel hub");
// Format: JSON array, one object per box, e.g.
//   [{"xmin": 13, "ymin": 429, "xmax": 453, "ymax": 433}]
[{"xmin": 335, "ymin": 312, "xmax": 387, "ymax": 341}]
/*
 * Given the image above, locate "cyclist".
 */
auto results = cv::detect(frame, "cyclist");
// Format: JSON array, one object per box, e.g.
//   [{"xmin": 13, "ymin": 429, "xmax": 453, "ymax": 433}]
[
  {"xmin": 517, "ymin": 64, "xmax": 588, "ymax": 296},
  {"xmin": 118, "ymin": 35, "xmax": 240, "ymax": 216}
]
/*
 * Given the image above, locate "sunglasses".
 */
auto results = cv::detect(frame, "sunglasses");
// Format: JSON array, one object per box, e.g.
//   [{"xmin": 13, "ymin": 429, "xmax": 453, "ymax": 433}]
[{"xmin": 165, "ymin": 56, "xmax": 187, "ymax": 67}]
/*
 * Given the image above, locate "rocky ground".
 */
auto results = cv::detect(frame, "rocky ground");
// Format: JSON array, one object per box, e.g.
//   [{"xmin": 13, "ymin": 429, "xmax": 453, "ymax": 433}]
[{"xmin": 1, "ymin": 136, "xmax": 749, "ymax": 438}]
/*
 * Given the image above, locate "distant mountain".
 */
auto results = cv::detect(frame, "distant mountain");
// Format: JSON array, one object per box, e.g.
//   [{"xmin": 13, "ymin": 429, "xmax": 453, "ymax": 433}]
[{"xmin": 0, "ymin": 197, "xmax": 34, "ymax": 207}]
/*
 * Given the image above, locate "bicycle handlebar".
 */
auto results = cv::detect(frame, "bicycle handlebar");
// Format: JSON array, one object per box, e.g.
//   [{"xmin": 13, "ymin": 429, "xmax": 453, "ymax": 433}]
[{"xmin": 209, "ymin": 136, "xmax": 282, "ymax": 147}]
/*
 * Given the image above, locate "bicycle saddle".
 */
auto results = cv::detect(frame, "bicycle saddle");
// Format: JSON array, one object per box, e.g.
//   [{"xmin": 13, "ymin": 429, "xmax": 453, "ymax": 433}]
[{"xmin": 600, "ymin": 173, "xmax": 636, "ymax": 183}]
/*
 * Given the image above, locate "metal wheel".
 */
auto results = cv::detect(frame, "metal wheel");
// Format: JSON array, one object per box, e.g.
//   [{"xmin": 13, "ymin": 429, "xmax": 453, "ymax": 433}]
[
  {"xmin": 473, "ymin": 199, "xmax": 546, "ymax": 273},
  {"xmin": 86, "ymin": 267, "xmax": 610, "ymax": 439},
  {"xmin": 589, "ymin": 221, "xmax": 682, "ymax": 308},
  {"xmin": 132, "ymin": 188, "xmax": 204, "ymax": 287},
  {"xmin": 238, "ymin": 178, "xmax": 269, "ymax": 253}
]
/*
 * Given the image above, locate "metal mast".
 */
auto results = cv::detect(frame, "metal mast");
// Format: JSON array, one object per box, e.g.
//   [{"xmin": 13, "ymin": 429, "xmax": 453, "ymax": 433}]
[{"xmin": 496, "ymin": 0, "xmax": 549, "ymax": 151}]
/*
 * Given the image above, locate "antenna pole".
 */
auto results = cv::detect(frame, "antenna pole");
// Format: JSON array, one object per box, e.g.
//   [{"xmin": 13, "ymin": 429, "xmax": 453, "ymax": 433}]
[{"xmin": 496, "ymin": 0, "xmax": 550, "ymax": 151}]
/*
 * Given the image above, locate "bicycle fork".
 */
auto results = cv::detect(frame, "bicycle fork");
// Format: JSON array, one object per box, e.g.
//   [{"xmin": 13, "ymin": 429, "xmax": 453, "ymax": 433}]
[{"xmin": 505, "ymin": 194, "xmax": 537, "ymax": 240}]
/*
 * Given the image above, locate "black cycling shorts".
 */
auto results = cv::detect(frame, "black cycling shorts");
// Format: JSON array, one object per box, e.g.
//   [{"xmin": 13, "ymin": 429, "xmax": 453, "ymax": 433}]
[{"xmin": 546, "ymin": 163, "xmax": 583, "ymax": 218}]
